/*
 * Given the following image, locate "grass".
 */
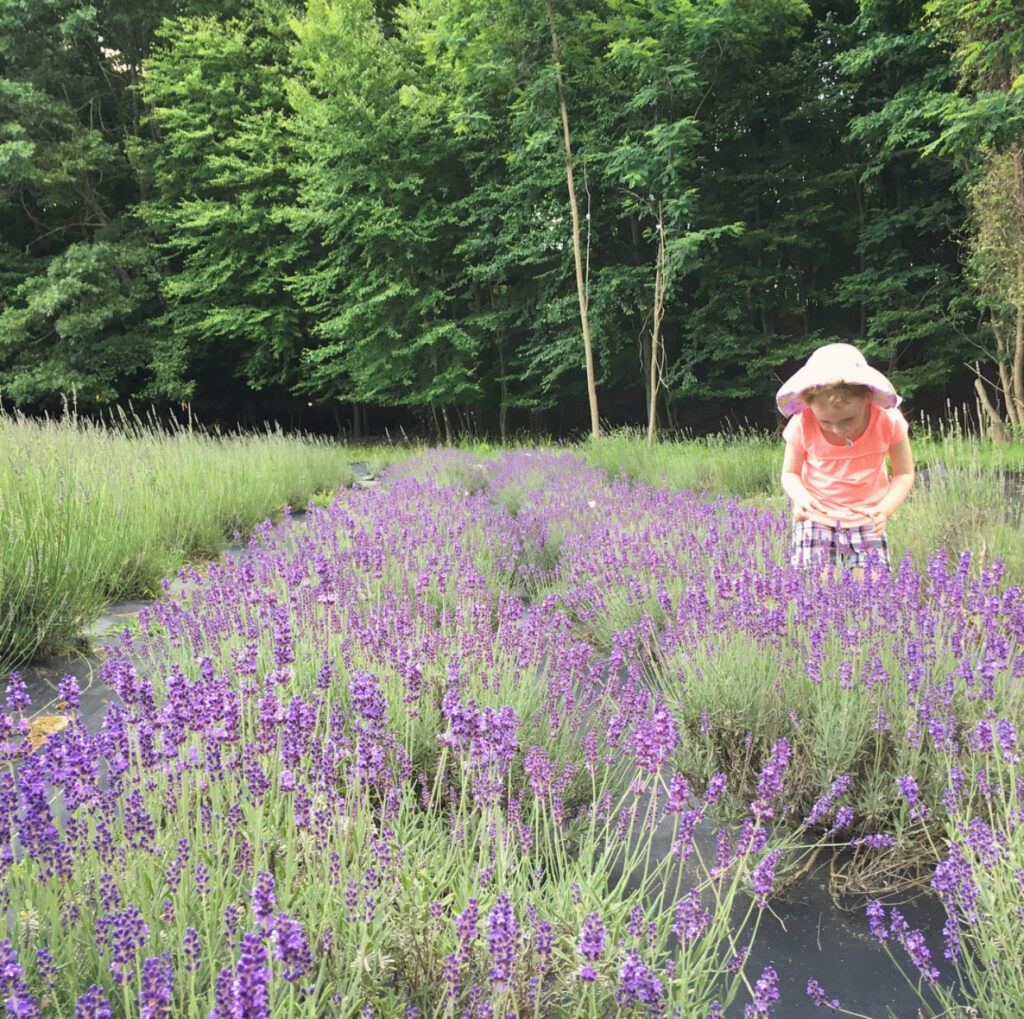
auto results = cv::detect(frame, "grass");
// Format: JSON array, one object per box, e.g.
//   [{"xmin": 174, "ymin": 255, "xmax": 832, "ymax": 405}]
[{"xmin": 0, "ymin": 410, "xmax": 365, "ymax": 667}]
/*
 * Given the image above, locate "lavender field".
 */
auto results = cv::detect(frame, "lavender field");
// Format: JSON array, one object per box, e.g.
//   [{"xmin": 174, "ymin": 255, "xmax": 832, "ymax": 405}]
[{"xmin": 2, "ymin": 449, "xmax": 1022, "ymax": 1017}]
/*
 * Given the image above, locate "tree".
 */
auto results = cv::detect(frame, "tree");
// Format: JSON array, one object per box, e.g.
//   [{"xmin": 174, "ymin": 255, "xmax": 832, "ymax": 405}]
[
  {"xmin": 287, "ymin": 0, "xmax": 480, "ymax": 438},
  {"xmin": 0, "ymin": 0, "xmax": 161, "ymax": 406},
  {"xmin": 0, "ymin": 0, "xmax": 256, "ymax": 409},
  {"xmin": 542, "ymin": 0, "xmax": 600, "ymax": 437},
  {"xmin": 832, "ymin": 0, "xmax": 971, "ymax": 405},
  {"xmin": 924, "ymin": 0, "xmax": 1024, "ymax": 437},
  {"xmin": 132, "ymin": 1, "xmax": 308, "ymax": 403}
]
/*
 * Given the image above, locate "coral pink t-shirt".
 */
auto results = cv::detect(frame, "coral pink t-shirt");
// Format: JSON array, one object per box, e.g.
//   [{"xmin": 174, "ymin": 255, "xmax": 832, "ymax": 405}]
[{"xmin": 782, "ymin": 404, "xmax": 909, "ymax": 527}]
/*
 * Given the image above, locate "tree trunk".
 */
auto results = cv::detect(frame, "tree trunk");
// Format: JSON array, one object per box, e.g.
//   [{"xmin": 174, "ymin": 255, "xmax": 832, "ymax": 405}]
[
  {"xmin": 442, "ymin": 405, "xmax": 453, "ymax": 446},
  {"xmin": 853, "ymin": 173, "xmax": 867, "ymax": 338},
  {"xmin": 975, "ymin": 374, "xmax": 1009, "ymax": 444},
  {"xmin": 497, "ymin": 339, "xmax": 509, "ymax": 444},
  {"xmin": 991, "ymin": 318, "xmax": 1021, "ymax": 429},
  {"xmin": 543, "ymin": 0, "xmax": 600, "ymax": 439},
  {"xmin": 640, "ymin": 331, "xmax": 652, "ymax": 426},
  {"xmin": 647, "ymin": 216, "xmax": 667, "ymax": 447}
]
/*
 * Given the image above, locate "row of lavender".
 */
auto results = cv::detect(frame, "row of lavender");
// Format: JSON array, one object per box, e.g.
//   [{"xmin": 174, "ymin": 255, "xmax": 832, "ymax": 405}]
[{"xmin": 1, "ymin": 449, "xmax": 1021, "ymax": 1016}]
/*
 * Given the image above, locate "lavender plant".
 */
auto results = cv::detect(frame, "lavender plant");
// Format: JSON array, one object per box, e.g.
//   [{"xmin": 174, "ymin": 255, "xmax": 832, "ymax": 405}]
[
  {"xmin": 1, "ymin": 451, "xmax": 832, "ymax": 1016},
  {"xmin": 1, "ymin": 448, "xmax": 1020, "ymax": 1015}
]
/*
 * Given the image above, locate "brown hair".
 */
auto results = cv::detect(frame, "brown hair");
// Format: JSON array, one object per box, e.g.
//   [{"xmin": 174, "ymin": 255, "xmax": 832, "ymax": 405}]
[{"xmin": 801, "ymin": 382, "xmax": 871, "ymax": 407}]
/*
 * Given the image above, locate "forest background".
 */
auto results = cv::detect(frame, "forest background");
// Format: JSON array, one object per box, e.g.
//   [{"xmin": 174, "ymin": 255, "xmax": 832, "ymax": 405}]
[{"xmin": 2, "ymin": 0, "xmax": 1023, "ymax": 441}]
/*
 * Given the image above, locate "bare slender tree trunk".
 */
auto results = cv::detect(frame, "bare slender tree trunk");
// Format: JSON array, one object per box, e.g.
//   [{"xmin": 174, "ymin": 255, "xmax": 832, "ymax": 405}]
[
  {"xmin": 543, "ymin": 0, "xmax": 600, "ymax": 438},
  {"xmin": 646, "ymin": 213, "xmax": 667, "ymax": 447},
  {"xmin": 497, "ymin": 338, "xmax": 509, "ymax": 444},
  {"xmin": 971, "ymin": 359, "xmax": 1010, "ymax": 443},
  {"xmin": 974, "ymin": 373, "xmax": 1009, "ymax": 443},
  {"xmin": 1014, "ymin": 306, "xmax": 1024, "ymax": 426}
]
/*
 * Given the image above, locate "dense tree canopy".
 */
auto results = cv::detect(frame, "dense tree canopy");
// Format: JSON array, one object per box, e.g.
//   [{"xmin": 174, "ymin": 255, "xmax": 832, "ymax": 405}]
[{"xmin": 2, "ymin": 0, "xmax": 1021, "ymax": 436}]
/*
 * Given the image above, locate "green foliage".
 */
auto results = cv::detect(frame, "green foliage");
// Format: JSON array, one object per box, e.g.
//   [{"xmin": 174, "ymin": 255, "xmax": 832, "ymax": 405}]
[
  {"xmin": 133, "ymin": 2, "xmax": 308, "ymax": 401},
  {"xmin": 0, "ymin": 232, "xmax": 160, "ymax": 406},
  {"xmin": 1, "ymin": 0, "xmax": 1016, "ymax": 433},
  {"xmin": 833, "ymin": 0, "xmax": 970, "ymax": 398},
  {"xmin": 286, "ymin": 0, "xmax": 481, "ymax": 415}
]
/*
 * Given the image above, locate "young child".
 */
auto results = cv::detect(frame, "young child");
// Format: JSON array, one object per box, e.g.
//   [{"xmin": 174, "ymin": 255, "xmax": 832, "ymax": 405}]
[{"xmin": 776, "ymin": 343, "xmax": 914, "ymax": 578}]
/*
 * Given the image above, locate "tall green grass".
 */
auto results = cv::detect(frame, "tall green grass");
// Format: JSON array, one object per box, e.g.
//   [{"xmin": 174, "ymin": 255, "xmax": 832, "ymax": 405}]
[
  {"xmin": 584, "ymin": 428, "xmax": 782, "ymax": 498},
  {"xmin": 0, "ymin": 410, "xmax": 358, "ymax": 667}
]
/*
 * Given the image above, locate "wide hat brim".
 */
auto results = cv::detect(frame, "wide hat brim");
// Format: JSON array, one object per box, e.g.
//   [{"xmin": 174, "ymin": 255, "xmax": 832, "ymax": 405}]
[{"xmin": 776, "ymin": 344, "xmax": 900, "ymax": 417}]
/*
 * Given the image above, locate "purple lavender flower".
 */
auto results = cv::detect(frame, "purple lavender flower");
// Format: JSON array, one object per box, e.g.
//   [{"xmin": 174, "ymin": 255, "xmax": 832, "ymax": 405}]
[
  {"xmin": 752, "ymin": 739, "xmax": 791, "ymax": 818},
  {"xmin": 58, "ymin": 674, "xmax": 80, "ymax": 709},
  {"xmin": 456, "ymin": 899, "xmax": 479, "ymax": 948},
  {"xmin": 666, "ymin": 772, "xmax": 689, "ymax": 813},
  {"xmin": 828, "ymin": 806, "xmax": 854, "ymax": 833},
  {"xmin": 672, "ymin": 889, "xmax": 710, "ymax": 945},
  {"xmin": 4, "ymin": 674, "xmax": 30, "ymax": 713},
  {"xmin": 104, "ymin": 903, "xmax": 149, "ymax": 984},
  {"xmin": 349, "ymin": 672, "xmax": 387, "ymax": 723},
  {"xmin": 234, "ymin": 932, "xmax": 271, "ymax": 1018},
  {"xmin": 744, "ymin": 966, "xmax": 780, "ymax": 1017},
  {"xmin": 75, "ymin": 986, "xmax": 113, "ymax": 1019},
  {"xmin": 35, "ymin": 948, "xmax": 55, "ymax": 990},
  {"xmin": 138, "ymin": 954, "xmax": 174, "ymax": 1019},
  {"xmin": 524, "ymin": 746, "xmax": 553, "ymax": 799},
  {"xmin": 224, "ymin": 904, "xmax": 241, "ymax": 943},
  {"xmin": 0, "ymin": 946, "xmax": 37, "ymax": 1019},
  {"xmin": 183, "ymin": 928, "xmax": 201, "ymax": 974},
  {"xmin": 632, "ymin": 701, "xmax": 679, "ymax": 773},
  {"xmin": 806, "ymin": 979, "xmax": 840, "ymax": 1009},
  {"xmin": 896, "ymin": 775, "xmax": 920, "ymax": 805},
  {"xmin": 272, "ymin": 913, "xmax": 312, "ymax": 983},
  {"xmin": 577, "ymin": 911, "xmax": 606, "ymax": 981},
  {"xmin": 803, "ymin": 774, "xmax": 851, "ymax": 828},
  {"xmin": 854, "ymin": 833, "xmax": 894, "ymax": 849},
  {"xmin": 865, "ymin": 900, "xmax": 887, "ymax": 942},
  {"xmin": 704, "ymin": 773, "xmax": 727, "ymax": 804},
  {"xmin": 996, "ymin": 718, "xmax": 1019, "ymax": 761},
  {"xmin": 626, "ymin": 904, "xmax": 645, "ymax": 938},
  {"xmin": 615, "ymin": 950, "xmax": 664, "ymax": 1012},
  {"xmin": 209, "ymin": 966, "xmax": 236, "ymax": 1019},
  {"xmin": 751, "ymin": 849, "xmax": 783, "ymax": 907},
  {"xmin": 486, "ymin": 893, "xmax": 518, "ymax": 988},
  {"xmin": 251, "ymin": 872, "xmax": 276, "ymax": 931},
  {"xmin": 726, "ymin": 943, "xmax": 750, "ymax": 974},
  {"xmin": 534, "ymin": 920, "xmax": 553, "ymax": 963},
  {"xmin": 894, "ymin": 923, "xmax": 940, "ymax": 983}
]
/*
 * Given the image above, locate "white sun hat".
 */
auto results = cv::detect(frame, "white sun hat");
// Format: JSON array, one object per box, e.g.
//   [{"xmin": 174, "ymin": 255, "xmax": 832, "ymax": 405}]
[{"xmin": 775, "ymin": 343, "xmax": 901, "ymax": 417}]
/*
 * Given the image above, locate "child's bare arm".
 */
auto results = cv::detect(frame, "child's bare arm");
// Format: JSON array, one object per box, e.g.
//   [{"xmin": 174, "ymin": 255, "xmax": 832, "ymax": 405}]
[
  {"xmin": 781, "ymin": 443, "xmax": 828, "ymax": 520},
  {"xmin": 866, "ymin": 438, "xmax": 914, "ymax": 534}
]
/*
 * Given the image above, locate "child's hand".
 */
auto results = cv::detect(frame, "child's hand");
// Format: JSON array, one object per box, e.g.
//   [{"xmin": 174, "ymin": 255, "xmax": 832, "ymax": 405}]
[
  {"xmin": 866, "ymin": 506, "xmax": 889, "ymax": 535},
  {"xmin": 791, "ymin": 493, "xmax": 828, "ymax": 521}
]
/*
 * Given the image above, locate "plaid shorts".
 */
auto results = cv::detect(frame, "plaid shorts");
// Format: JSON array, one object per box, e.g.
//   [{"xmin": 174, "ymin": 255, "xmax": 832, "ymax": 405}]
[{"xmin": 791, "ymin": 519, "xmax": 890, "ymax": 570}]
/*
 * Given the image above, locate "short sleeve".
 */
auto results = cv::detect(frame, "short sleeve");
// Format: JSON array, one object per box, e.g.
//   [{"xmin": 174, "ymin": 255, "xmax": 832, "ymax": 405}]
[
  {"xmin": 782, "ymin": 412, "xmax": 804, "ymax": 451},
  {"xmin": 885, "ymin": 408, "xmax": 909, "ymax": 445}
]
